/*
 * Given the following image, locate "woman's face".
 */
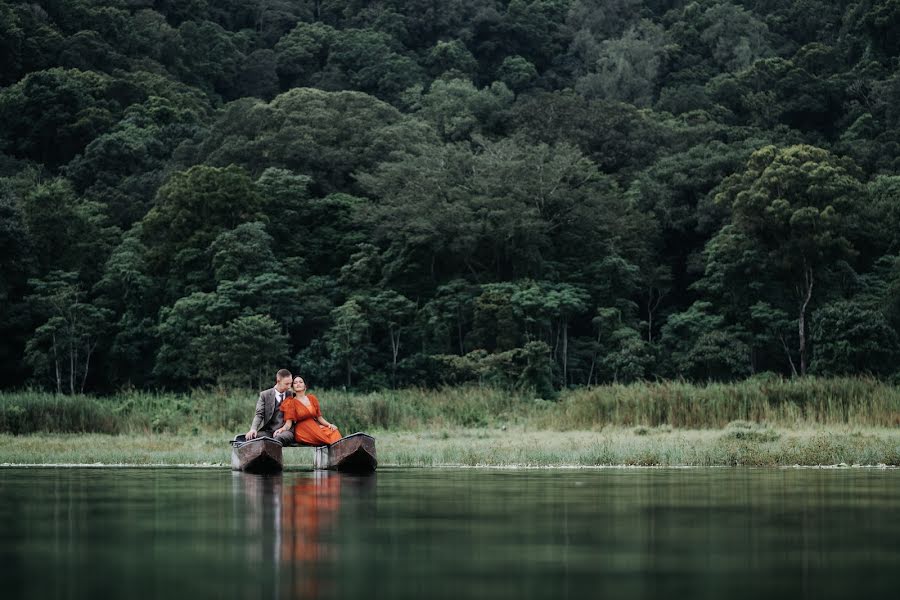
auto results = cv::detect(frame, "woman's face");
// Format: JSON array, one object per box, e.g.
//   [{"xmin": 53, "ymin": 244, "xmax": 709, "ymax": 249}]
[{"xmin": 292, "ymin": 377, "xmax": 306, "ymax": 393}]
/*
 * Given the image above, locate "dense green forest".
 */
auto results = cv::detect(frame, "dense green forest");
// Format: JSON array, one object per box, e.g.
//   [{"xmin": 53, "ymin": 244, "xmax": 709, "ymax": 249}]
[{"xmin": 1, "ymin": 0, "xmax": 900, "ymax": 395}]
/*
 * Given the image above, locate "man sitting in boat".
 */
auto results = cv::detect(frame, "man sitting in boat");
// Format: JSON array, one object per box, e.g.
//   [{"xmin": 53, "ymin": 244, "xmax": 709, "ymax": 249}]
[
  {"xmin": 245, "ymin": 368, "xmax": 296, "ymax": 446},
  {"xmin": 274, "ymin": 376, "xmax": 342, "ymax": 446}
]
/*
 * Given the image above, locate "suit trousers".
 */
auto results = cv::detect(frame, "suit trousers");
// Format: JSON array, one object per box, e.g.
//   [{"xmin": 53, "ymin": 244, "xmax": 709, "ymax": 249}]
[{"xmin": 258, "ymin": 427, "xmax": 295, "ymax": 446}]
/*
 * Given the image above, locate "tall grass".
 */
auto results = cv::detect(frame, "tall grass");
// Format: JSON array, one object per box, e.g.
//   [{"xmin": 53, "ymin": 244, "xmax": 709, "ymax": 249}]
[
  {"xmin": 1, "ymin": 377, "xmax": 898, "ymax": 435},
  {"xmin": 0, "ymin": 387, "xmax": 528, "ymax": 435},
  {"xmin": 542, "ymin": 377, "xmax": 900, "ymax": 429}
]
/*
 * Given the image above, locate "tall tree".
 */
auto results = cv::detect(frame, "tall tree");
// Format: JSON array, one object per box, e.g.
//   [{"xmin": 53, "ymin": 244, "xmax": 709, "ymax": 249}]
[{"xmin": 707, "ymin": 145, "xmax": 869, "ymax": 375}]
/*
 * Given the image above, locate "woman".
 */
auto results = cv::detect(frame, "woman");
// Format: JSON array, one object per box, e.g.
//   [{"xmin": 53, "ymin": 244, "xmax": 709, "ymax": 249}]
[{"xmin": 275, "ymin": 376, "xmax": 342, "ymax": 446}]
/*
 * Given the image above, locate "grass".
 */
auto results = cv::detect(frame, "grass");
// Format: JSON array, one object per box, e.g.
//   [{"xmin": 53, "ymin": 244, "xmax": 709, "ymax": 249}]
[
  {"xmin": 1, "ymin": 426, "xmax": 897, "ymax": 467},
  {"xmin": 2, "ymin": 376, "xmax": 899, "ymax": 437},
  {"xmin": 2, "ymin": 378, "xmax": 898, "ymax": 467},
  {"xmin": 542, "ymin": 377, "xmax": 900, "ymax": 428}
]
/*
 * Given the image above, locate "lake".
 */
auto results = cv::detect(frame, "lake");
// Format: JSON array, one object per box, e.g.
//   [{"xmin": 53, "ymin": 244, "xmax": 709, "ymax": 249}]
[{"xmin": 0, "ymin": 467, "xmax": 897, "ymax": 599}]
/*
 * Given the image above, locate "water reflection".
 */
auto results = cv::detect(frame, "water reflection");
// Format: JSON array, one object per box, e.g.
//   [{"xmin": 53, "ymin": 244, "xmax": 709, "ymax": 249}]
[
  {"xmin": 231, "ymin": 470, "xmax": 377, "ymax": 600},
  {"xmin": 1, "ymin": 468, "xmax": 897, "ymax": 600},
  {"xmin": 233, "ymin": 473, "xmax": 280, "ymax": 554},
  {"xmin": 280, "ymin": 472, "xmax": 339, "ymax": 598}
]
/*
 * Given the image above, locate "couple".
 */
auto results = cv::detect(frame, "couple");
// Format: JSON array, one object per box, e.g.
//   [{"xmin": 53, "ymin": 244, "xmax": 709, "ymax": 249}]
[{"xmin": 246, "ymin": 369, "xmax": 342, "ymax": 446}]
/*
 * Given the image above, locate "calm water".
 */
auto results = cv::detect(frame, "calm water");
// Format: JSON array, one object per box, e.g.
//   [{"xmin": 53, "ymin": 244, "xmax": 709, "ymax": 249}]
[{"xmin": 1, "ymin": 467, "xmax": 898, "ymax": 599}]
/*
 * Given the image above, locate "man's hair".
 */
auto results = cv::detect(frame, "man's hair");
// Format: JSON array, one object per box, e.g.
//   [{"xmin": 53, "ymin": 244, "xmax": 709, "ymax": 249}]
[{"xmin": 276, "ymin": 368, "xmax": 292, "ymax": 381}]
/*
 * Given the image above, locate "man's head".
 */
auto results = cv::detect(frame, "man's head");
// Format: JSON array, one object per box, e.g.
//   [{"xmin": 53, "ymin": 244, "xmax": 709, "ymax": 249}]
[{"xmin": 275, "ymin": 369, "xmax": 292, "ymax": 392}]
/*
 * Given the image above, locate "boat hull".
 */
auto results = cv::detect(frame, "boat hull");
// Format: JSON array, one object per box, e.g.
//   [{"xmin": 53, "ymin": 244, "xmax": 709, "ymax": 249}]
[
  {"xmin": 314, "ymin": 433, "xmax": 377, "ymax": 473},
  {"xmin": 231, "ymin": 436, "xmax": 284, "ymax": 473}
]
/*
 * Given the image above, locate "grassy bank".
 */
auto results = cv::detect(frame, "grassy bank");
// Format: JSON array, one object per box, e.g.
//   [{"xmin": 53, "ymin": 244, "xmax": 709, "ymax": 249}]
[
  {"xmin": 1, "ymin": 425, "xmax": 898, "ymax": 467},
  {"xmin": 1, "ymin": 377, "xmax": 899, "ymax": 436}
]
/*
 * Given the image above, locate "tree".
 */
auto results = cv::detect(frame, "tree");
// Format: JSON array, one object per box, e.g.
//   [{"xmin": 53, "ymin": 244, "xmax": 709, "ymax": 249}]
[
  {"xmin": 275, "ymin": 22, "xmax": 425, "ymax": 100},
  {"xmin": 210, "ymin": 222, "xmax": 277, "ymax": 283},
  {"xmin": 660, "ymin": 301, "xmax": 750, "ymax": 380},
  {"xmin": 544, "ymin": 283, "xmax": 589, "ymax": 385},
  {"xmin": 200, "ymin": 314, "xmax": 289, "ymax": 388},
  {"xmin": 25, "ymin": 271, "xmax": 111, "ymax": 394},
  {"xmin": 274, "ymin": 21, "xmax": 335, "ymax": 89},
  {"xmin": 421, "ymin": 279, "xmax": 478, "ymax": 355},
  {"xmin": 360, "ymin": 136, "xmax": 623, "ymax": 283},
  {"xmin": 509, "ymin": 91, "xmax": 673, "ymax": 173},
  {"xmin": 0, "ymin": 68, "xmax": 122, "ymax": 168},
  {"xmin": 810, "ymin": 300, "xmax": 899, "ymax": 376},
  {"xmin": 575, "ymin": 20, "xmax": 671, "ymax": 107},
  {"xmin": 231, "ymin": 49, "xmax": 280, "ymax": 101},
  {"xmin": 174, "ymin": 20, "xmax": 247, "ymax": 97},
  {"xmin": 0, "ymin": 2, "xmax": 25, "ymax": 86},
  {"xmin": 366, "ymin": 290, "xmax": 416, "ymax": 386},
  {"xmin": 496, "ymin": 55, "xmax": 537, "ymax": 92},
  {"xmin": 590, "ymin": 307, "xmax": 653, "ymax": 384},
  {"xmin": 19, "ymin": 178, "xmax": 119, "ymax": 285},
  {"xmin": 92, "ymin": 229, "xmax": 157, "ymax": 389},
  {"xmin": 511, "ymin": 281, "xmax": 589, "ymax": 385},
  {"xmin": 0, "ymin": 179, "xmax": 36, "ymax": 388},
  {"xmin": 698, "ymin": 2, "xmax": 774, "ymax": 71},
  {"xmin": 403, "ymin": 78, "xmax": 513, "ymax": 141},
  {"xmin": 425, "ymin": 40, "xmax": 478, "ymax": 78},
  {"xmin": 139, "ymin": 165, "xmax": 265, "ymax": 300},
  {"xmin": 709, "ymin": 145, "xmax": 869, "ymax": 375},
  {"xmin": 193, "ymin": 88, "xmax": 435, "ymax": 194},
  {"xmin": 325, "ymin": 298, "xmax": 369, "ymax": 388}
]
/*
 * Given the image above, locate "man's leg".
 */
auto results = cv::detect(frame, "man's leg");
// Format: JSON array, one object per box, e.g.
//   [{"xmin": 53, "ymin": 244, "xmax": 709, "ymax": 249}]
[
  {"xmin": 257, "ymin": 428, "xmax": 294, "ymax": 446},
  {"xmin": 272, "ymin": 429, "xmax": 295, "ymax": 446}
]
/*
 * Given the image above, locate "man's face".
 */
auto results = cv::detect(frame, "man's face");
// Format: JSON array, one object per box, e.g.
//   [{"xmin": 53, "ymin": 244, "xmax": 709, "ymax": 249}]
[{"xmin": 275, "ymin": 376, "xmax": 292, "ymax": 392}]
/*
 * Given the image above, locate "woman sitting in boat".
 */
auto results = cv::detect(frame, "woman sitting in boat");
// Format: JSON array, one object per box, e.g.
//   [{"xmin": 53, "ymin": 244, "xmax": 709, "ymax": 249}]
[{"xmin": 274, "ymin": 376, "xmax": 342, "ymax": 446}]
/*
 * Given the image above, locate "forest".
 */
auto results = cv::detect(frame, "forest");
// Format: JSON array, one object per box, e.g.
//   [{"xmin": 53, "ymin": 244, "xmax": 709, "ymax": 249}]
[{"xmin": 1, "ymin": 0, "xmax": 900, "ymax": 395}]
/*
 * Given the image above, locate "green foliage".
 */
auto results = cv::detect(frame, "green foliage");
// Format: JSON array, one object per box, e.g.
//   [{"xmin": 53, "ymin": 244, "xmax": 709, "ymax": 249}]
[
  {"xmin": 810, "ymin": 301, "xmax": 900, "ymax": 376},
  {"xmin": 140, "ymin": 165, "xmax": 264, "ymax": 299},
  {"xmin": 325, "ymin": 298, "xmax": 369, "ymax": 388},
  {"xmin": 496, "ymin": 55, "xmax": 537, "ymax": 92},
  {"xmin": 576, "ymin": 20, "xmax": 672, "ymax": 107},
  {"xmin": 403, "ymin": 78, "xmax": 514, "ymax": 141},
  {"xmin": 198, "ymin": 314, "xmax": 289, "ymax": 389},
  {"xmin": 661, "ymin": 301, "xmax": 750, "ymax": 380},
  {"xmin": 3, "ymin": 0, "xmax": 900, "ymax": 394},
  {"xmin": 24, "ymin": 271, "xmax": 113, "ymax": 394},
  {"xmin": 434, "ymin": 341, "xmax": 556, "ymax": 399},
  {"xmin": 701, "ymin": 144, "xmax": 872, "ymax": 374},
  {"xmin": 0, "ymin": 68, "xmax": 121, "ymax": 168},
  {"xmin": 193, "ymin": 87, "xmax": 434, "ymax": 193}
]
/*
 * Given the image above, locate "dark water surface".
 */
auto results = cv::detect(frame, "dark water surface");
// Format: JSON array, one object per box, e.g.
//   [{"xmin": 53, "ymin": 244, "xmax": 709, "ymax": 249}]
[{"xmin": 1, "ymin": 467, "xmax": 897, "ymax": 599}]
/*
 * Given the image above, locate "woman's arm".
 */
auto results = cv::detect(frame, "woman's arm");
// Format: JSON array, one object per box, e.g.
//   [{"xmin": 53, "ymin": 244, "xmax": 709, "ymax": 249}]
[
  {"xmin": 315, "ymin": 416, "xmax": 338, "ymax": 431},
  {"xmin": 274, "ymin": 419, "xmax": 294, "ymax": 435},
  {"xmin": 309, "ymin": 395, "xmax": 336, "ymax": 430}
]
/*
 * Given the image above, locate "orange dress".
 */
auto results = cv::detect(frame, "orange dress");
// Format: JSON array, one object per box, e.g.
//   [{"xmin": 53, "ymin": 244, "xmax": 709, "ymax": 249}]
[{"xmin": 281, "ymin": 393, "xmax": 342, "ymax": 446}]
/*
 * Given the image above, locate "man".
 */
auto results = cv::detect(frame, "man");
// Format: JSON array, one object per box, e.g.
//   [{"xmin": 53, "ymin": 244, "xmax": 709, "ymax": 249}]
[{"xmin": 245, "ymin": 368, "xmax": 295, "ymax": 446}]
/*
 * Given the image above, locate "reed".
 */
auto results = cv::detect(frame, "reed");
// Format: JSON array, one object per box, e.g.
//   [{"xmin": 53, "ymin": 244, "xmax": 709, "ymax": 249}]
[
  {"xmin": 1, "ymin": 377, "xmax": 898, "ymax": 436},
  {"xmin": 542, "ymin": 377, "xmax": 900, "ymax": 429}
]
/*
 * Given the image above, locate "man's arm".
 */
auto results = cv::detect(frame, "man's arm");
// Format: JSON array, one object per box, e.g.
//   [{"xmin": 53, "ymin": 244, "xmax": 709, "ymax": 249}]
[{"xmin": 246, "ymin": 391, "xmax": 266, "ymax": 438}]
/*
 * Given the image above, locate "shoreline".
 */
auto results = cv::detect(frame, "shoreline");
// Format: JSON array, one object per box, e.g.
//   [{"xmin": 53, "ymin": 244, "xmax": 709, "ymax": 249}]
[
  {"xmin": 1, "ymin": 463, "xmax": 897, "ymax": 470},
  {"xmin": 2, "ymin": 426, "xmax": 898, "ymax": 468}
]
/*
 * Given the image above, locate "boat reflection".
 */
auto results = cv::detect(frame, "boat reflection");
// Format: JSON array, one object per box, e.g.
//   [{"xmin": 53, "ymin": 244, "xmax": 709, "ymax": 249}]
[
  {"xmin": 234, "ymin": 469, "xmax": 376, "ymax": 599},
  {"xmin": 230, "ymin": 472, "xmax": 283, "ymax": 598}
]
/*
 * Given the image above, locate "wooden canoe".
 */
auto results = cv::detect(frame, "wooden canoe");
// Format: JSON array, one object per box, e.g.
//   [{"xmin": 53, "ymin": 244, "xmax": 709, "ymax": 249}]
[
  {"xmin": 231, "ymin": 435, "xmax": 284, "ymax": 473},
  {"xmin": 314, "ymin": 433, "xmax": 377, "ymax": 473}
]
